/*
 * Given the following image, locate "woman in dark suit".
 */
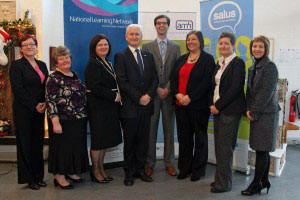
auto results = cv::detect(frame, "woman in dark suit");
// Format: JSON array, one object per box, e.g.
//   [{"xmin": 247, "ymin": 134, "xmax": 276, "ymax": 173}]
[
  {"xmin": 241, "ymin": 36, "xmax": 280, "ymax": 196},
  {"xmin": 209, "ymin": 32, "xmax": 246, "ymax": 193},
  {"xmin": 171, "ymin": 30, "xmax": 216, "ymax": 182},
  {"xmin": 85, "ymin": 34, "xmax": 122, "ymax": 183},
  {"xmin": 9, "ymin": 34, "xmax": 48, "ymax": 190},
  {"xmin": 46, "ymin": 46, "xmax": 89, "ymax": 189}
]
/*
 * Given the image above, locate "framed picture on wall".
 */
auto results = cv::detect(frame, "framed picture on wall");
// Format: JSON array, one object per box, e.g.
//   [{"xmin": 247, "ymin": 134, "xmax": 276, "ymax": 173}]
[
  {"xmin": 269, "ymin": 38, "xmax": 274, "ymax": 61},
  {"xmin": 0, "ymin": 0, "xmax": 17, "ymax": 21},
  {"xmin": 49, "ymin": 46, "xmax": 56, "ymax": 71}
]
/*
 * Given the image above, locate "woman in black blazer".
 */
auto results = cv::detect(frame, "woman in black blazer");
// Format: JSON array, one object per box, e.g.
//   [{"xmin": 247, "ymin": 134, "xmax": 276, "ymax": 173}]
[
  {"xmin": 85, "ymin": 34, "xmax": 122, "ymax": 183},
  {"xmin": 209, "ymin": 32, "xmax": 246, "ymax": 193},
  {"xmin": 241, "ymin": 36, "xmax": 280, "ymax": 196},
  {"xmin": 9, "ymin": 35, "xmax": 48, "ymax": 190},
  {"xmin": 171, "ymin": 31, "xmax": 216, "ymax": 182}
]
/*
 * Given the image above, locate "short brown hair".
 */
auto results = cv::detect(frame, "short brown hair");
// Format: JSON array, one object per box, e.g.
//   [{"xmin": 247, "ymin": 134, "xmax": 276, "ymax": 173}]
[
  {"xmin": 218, "ymin": 32, "xmax": 236, "ymax": 46},
  {"xmin": 89, "ymin": 34, "xmax": 111, "ymax": 58},
  {"xmin": 250, "ymin": 35, "xmax": 270, "ymax": 57},
  {"xmin": 18, "ymin": 34, "xmax": 37, "ymax": 47},
  {"xmin": 52, "ymin": 46, "xmax": 71, "ymax": 65},
  {"xmin": 154, "ymin": 15, "xmax": 170, "ymax": 26}
]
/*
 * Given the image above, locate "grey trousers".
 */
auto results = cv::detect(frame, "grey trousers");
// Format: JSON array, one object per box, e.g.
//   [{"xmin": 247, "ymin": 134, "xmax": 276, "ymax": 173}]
[
  {"xmin": 213, "ymin": 113, "xmax": 242, "ymax": 191},
  {"xmin": 146, "ymin": 96, "xmax": 175, "ymax": 168}
]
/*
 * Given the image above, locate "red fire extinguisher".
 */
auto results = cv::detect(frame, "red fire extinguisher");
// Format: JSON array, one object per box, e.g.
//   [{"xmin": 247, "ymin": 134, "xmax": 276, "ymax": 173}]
[{"xmin": 289, "ymin": 90, "xmax": 299, "ymax": 122}]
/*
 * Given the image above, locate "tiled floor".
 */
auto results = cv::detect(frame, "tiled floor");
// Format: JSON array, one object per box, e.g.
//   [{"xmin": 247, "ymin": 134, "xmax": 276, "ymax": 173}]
[{"xmin": 0, "ymin": 145, "xmax": 299, "ymax": 200}]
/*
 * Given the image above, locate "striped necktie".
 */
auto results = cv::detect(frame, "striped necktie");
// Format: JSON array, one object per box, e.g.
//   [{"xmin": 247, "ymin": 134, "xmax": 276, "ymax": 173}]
[{"xmin": 159, "ymin": 40, "xmax": 166, "ymax": 64}]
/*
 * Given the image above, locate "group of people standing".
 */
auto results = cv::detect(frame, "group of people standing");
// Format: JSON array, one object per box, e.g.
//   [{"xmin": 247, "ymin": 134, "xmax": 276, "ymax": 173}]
[{"xmin": 9, "ymin": 14, "xmax": 279, "ymax": 196}]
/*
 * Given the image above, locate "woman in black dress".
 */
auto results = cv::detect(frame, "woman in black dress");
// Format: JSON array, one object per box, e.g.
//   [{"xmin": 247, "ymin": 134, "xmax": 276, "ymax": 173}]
[
  {"xmin": 85, "ymin": 34, "xmax": 122, "ymax": 183},
  {"xmin": 10, "ymin": 35, "xmax": 48, "ymax": 190},
  {"xmin": 46, "ymin": 46, "xmax": 89, "ymax": 189}
]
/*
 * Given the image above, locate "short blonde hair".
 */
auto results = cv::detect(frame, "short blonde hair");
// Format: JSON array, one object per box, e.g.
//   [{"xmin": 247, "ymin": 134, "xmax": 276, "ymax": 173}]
[{"xmin": 52, "ymin": 46, "xmax": 71, "ymax": 65}]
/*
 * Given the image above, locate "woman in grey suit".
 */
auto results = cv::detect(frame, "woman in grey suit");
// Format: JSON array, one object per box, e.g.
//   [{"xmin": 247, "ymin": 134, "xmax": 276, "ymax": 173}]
[
  {"xmin": 209, "ymin": 32, "xmax": 246, "ymax": 193},
  {"xmin": 241, "ymin": 36, "xmax": 280, "ymax": 196}
]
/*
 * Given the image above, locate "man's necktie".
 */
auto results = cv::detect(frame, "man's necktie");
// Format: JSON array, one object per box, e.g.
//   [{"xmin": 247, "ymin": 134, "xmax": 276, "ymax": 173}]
[
  {"xmin": 135, "ymin": 49, "xmax": 144, "ymax": 75},
  {"xmin": 159, "ymin": 40, "xmax": 166, "ymax": 64}
]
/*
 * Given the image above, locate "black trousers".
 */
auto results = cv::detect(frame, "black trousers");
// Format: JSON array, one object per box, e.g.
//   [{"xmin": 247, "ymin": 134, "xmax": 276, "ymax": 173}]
[
  {"xmin": 253, "ymin": 151, "xmax": 270, "ymax": 184},
  {"xmin": 175, "ymin": 106, "xmax": 210, "ymax": 178},
  {"xmin": 121, "ymin": 110, "xmax": 151, "ymax": 178},
  {"xmin": 14, "ymin": 106, "xmax": 45, "ymax": 184}
]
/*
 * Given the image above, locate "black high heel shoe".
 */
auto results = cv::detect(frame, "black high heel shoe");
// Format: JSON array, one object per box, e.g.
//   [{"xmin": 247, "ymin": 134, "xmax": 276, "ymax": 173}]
[
  {"xmin": 90, "ymin": 172, "xmax": 109, "ymax": 184},
  {"xmin": 262, "ymin": 181, "xmax": 271, "ymax": 194},
  {"xmin": 241, "ymin": 182, "xmax": 263, "ymax": 196},
  {"xmin": 104, "ymin": 176, "xmax": 113, "ymax": 181},
  {"xmin": 53, "ymin": 179, "xmax": 74, "ymax": 189},
  {"xmin": 65, "ymin": 175, "xmax": 85, "ymax": 183}
]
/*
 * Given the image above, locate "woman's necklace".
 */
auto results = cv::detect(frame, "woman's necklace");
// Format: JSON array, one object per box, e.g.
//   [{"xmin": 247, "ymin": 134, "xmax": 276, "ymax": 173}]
[{"xmin": 188, "ymin": 53, "xmax": 200, "ymax": 62}]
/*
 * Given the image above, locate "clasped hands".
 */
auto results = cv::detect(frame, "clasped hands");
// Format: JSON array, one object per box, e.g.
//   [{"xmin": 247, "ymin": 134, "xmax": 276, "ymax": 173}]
[
  {"xmin": 139, "ymin": 94, "xmax": 151, "ymax": 106},
  {"xmin": 157, "ymin": 87, "xmax": 169, "ymax": 100},
  {"xmin": 36, "ymin": 102, "xmax": 46, "ymax": 113},
  {"xmin": 176, "ymin": 93, "xmax": 191, "ymax": 106}
]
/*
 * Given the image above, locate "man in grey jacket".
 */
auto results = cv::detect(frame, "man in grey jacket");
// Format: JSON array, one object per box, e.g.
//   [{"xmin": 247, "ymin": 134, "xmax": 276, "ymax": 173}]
[{"xmin": 142, "ymin": 15, "xmax": 181, "ymax": 177}]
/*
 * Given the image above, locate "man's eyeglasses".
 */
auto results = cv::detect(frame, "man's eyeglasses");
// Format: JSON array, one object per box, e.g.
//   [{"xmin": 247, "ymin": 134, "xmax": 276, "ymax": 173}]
[
  {"xmin": 156, "ymin": 22, "xmax": 168, "ymax": 26},
  {"xmin": 21, "ymin": 44, "xmax": 36, "ymax": 47}
]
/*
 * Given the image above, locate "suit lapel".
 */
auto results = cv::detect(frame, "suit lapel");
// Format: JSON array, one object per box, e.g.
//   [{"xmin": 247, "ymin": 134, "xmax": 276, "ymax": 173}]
[
  {"xmin": 153, "ymin": 40, "xmax": 163, "ymax": 65},
  {"xmin": 21, "ymin": 57, "xmax": 45, "ymax": 83},
  {"xmin": 255, "ymin": 56, "xmax": 269, "ymax": 69},
  {"xmin": 189, "ymin": 51, "xmax": 207, "ymax": 75},
  {"xmin": 251, "ymin": 56, "xmax": 270, "ymax": 87},
  {"xmin": 212, "ymin": 64, "xmax": 221, "ymax": 85},
  {"xmin": 165, "ymin": 40, "xmax": 172, "ymax": 63},
  {"xmin": 125, "ymin": 47, "xmax": 143, "ymax": 77},
  {"xmin": 248, "ymin": 67, "xmax": 254, "ymax": 88},
  {"xmin": 22, "ymin": 57, "xmax": 36, "ymax": 73},
  {"xmin": 141, "ymin": 51, "xmax": 149, "ymax": 78},
  {"xmin": 220, "ymin": 57, "xmax": 236, "ymax": 83}
]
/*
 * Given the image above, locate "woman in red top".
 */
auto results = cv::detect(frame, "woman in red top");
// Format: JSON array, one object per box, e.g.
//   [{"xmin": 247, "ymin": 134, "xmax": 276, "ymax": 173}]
[{"xmin": 171, "ymin": 31, "xmax": 216, "ymax": 181}]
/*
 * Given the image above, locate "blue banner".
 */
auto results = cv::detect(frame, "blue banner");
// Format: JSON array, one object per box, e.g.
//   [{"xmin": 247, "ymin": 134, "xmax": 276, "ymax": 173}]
[
  {"xmin": 63, "ymin": 0, "xmax": 138, "ymax": 80},
  {"xmin": 200, "ymin": 0, "xmax": 253, "ymax": 172},
  {"xmin": 200, "ymin": 0, "xmax": 253, "ymax": 70}
]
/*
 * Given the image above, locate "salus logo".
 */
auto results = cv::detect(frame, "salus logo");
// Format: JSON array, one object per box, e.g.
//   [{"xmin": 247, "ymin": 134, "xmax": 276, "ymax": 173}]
[{"xmin": 208, "ymin": 1, "xmax": 242, "ymax": 33}]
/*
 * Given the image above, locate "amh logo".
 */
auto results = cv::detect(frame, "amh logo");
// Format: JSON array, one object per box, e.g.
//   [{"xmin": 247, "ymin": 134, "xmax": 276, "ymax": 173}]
[{"xmin": 176, "ymin": 20, "xmax": 193, "ymax": 30}]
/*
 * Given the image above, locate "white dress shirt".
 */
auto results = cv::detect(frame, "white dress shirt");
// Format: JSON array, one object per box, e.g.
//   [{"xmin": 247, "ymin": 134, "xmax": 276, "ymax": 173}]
[
  {"xmin": 128, "ymin": 45, "xmax": 144, "ymax": 70},
  {"xmin": 213, "ymin": 53, "xmax": 237, "ymax": 103}
]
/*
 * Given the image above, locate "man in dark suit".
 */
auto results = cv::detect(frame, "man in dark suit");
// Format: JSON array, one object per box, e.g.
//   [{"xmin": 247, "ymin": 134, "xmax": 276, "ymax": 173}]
[
  {"xmin": 115, "ymin": 24, "xmax": 158, "ymax": 186},
  {"xmin": 142, "ymin": 15, "xmax": 181, "ymax": 177}
]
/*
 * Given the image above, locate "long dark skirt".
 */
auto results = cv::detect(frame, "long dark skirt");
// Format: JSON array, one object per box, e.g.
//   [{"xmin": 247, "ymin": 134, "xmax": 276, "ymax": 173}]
[{"xmin": 48, "ymin": 118, "xmax": 89, "ymax": 175}]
